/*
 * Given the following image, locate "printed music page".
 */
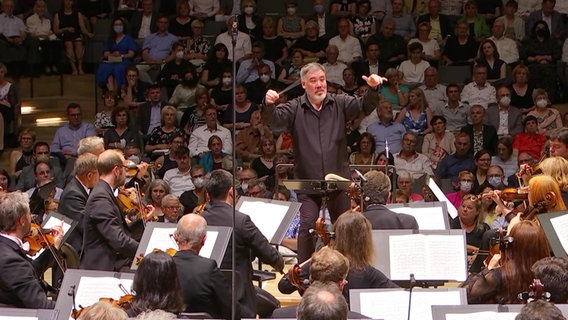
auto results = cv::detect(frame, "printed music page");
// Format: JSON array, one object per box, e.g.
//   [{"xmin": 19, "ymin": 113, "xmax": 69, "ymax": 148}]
[
  {"xmin": 389, "ymin": 234, "xmax": 467, "ymax": 281},
  {"xmin": 72, "ymin": 277, "xmax": 134, "ymax": 320},
  {"xmin": 239, "ymin": 201, "xmax": 288, "ymax": 242},
  {"xmin": 199, "ymin": 231, "xmax": 218, "ymax": 258},
  {"xmin": 358, "ymin": 290, "xmax": 463, "ymax": 320},
  {"xmin": 445, "ymin": 311, "xmax": 518, "ymax": 320},
  {"xmin": 43, "ymin": 216, "xmax": 72, "ymax": 235},
  {"xmin": 550, "ymin": 214, "xmax": 568, "ymax": 254},
  {"xmin": 388, "ymin": 206, "xmax": 446, "ymax": 230},
  {"xmin": 144, "ymin": 227, "xmax": 177, "ymax": 255}
]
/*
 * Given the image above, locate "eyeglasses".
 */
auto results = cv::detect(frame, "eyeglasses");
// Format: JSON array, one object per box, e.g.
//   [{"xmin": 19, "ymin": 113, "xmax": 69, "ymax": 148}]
[
  {"xmin": 165, "ymin": 206, "xmax": 181, "ymax": 211},
  {"xmin": 247, "ymin": 189, "xmax": 264, "ymax": 197}
]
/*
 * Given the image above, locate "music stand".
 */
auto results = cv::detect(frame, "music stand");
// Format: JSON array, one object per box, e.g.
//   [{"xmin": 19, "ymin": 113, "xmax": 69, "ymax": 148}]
[
  {"xmin": 283, "ymin": 179, "xmax": 352, "ymax": 213},
  {"xmin": 385, "ymin": 201, "xmax": 450, "ymax": 230},
  {"xmin": 42, "ymin": 211, "xmax": 78, "ymax": 244},
  {"xmin": 131, "ymin": 222, "xmax": 232, "ymax": 270},
  {"xmin": 431, "ymin": 305, "xmax": 525, "ymax": 320},
  {"xmin": 537, "ymin": 210, "xmax": 568, "ymax": 257},
  {"xmin": 350, "ymin": 288, "xmax": 467, "ymax": 320},
  {"xmin": 0, "ymin": 308, "xmax": 59, "ymax": 320},
  {"xmin": 55, "ymin": 269, "xmax": 135, "ymax": 320},
  {"xmin": 235, "ymin": 196, "xmax": 301, "ymax": 245},
  {"xmin": 371, "ymin": 229, "xmax": 468, "ymax": 288}
]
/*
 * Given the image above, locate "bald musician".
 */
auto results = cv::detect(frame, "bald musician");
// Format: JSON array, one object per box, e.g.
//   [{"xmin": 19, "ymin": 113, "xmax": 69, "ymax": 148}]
[
  {"xmin": 172, "ymin": 214, "xmax": 231, "ymax": 319},
  {"xmin": 80, "ymin": 150, "xmax": 140, "ymax": 271}
]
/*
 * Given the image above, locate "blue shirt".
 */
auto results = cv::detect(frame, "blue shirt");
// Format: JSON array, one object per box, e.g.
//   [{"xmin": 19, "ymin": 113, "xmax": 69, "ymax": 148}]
[
  {"xmin": 51, "ymin": 122, "xmax": 97, "ymax": 155},
  {"xmin": 435, "ymin": 153, "xmax": 474, "ymax": 182},
  {"xmin": 236, "ymin": 58, "xmax": 276, "ymax": 84},
  {"xmin": 366, "ymin": 120, "xmax": 406, "ymax": 154},
  {"xmin": 142, "ymin": 31, "xmax": 178, "ymax": 60}
]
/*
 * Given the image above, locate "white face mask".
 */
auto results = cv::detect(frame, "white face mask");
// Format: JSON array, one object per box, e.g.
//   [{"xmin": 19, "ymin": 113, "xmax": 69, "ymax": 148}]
[
  {"xmin": 175, "ymin": 50, "xmax": 184, "ymax": 60},
  {"xmin": 460, "ymin": 181, "xmax": 472, "ymax": 193},
  {"xmin": 128, "ymin": 155, "xmax": 140, "ymax": 164},
  {"xmin": 241, "ymin": 183, "xmax": 248, "ymax": 193},
  {"xmin": 260, "ymin": 74, "xmax": 270, "ymax": 83},
  {"xmin": 536, "ymin": 99, "xmax": 548, "ymax": 108},
  {"xmin": 499, "ymin": 96, "xmax": 511, "ymax": 106},
  {"xmin": 244, "ymin": 6, "xmax": 254, "ymax": 14},
  {"xmin": 193, "ymin": 177, "xmax": 205, "ymax": 189},
  {"xmin": 287, "ymin": 7, "xmax": 296, "ymax": 15},
  {"xmin": 488, "ymin": 176, "xmax": 502, "ymax": 187},
  {"xmin": 222, "ymin": 77, "xmax": 232, "ymax": 86}
]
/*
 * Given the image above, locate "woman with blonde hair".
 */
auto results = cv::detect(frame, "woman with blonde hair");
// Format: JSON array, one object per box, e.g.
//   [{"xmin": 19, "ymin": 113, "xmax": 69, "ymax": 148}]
[
  {"xmin": 395, "ymin": 87, "xmax": 433, "ymax": 135},
  {"xmin": 451, "ymin": 194, "xmax": 490, "ymax": 251},
  {"xmin": 145, "ymin": 105, "xmax": 186, "ymax": 155},
  {"xmin": 537, "ymin": 156, "xmax": 568, "ymax": 199}
]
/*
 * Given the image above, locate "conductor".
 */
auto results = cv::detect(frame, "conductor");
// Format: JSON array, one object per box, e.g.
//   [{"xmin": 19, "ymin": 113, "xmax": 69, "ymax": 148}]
[{"xmin": 263, "ymin": 62, "xmax": 387, "ymax": 262}]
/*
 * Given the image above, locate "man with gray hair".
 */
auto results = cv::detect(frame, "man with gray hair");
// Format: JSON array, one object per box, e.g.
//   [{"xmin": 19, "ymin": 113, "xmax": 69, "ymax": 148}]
[
  {"xmin": 264, "ymin": 62, "xmax": 386, "ymax": 263},
  {"xmin": 0, "ymin": 191, "xmax": 64, "ymax": 308},
  {"xmin": 172, "ymin": 214, "xmax": 231, "ymax": 318},
  {"xmin": 297, "ymin": 282, "xmax": 348, "ymax": 320},
  {"xmin": 361, "ymin": 170, "xmax": 418, "ymax": 229},
  {"xmin": 63, "ymin": 136, "xmax": 105, "ymax": 184},
  {"xmin": 159, "ymin": 194, "xmax": 183, "ymax": 223}
]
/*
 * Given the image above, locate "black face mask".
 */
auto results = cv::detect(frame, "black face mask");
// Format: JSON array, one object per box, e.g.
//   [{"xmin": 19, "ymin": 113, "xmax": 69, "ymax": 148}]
[{"xmin": 536, "ymin": 28, "xmax": 547, "ymax": 37}]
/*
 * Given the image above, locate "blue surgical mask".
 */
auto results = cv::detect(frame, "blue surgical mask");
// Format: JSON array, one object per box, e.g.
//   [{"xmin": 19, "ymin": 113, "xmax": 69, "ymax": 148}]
[{"xmin": 113, "ymin": 25, "xmax": 124, "ymax": 33}]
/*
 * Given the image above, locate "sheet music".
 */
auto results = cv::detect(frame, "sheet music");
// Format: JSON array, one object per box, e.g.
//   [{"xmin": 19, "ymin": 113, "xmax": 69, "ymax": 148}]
[
  {"xmin": 388, "ymin": 206, "xmax": 446, "ymax": 230},
  {"xmin": 239, "ymin": 200, "xmax": 288, "ymax": 242},
  {"xmin": 144, "ymin": 227, "xmax": 178, "ymax": 255},
  {"xmin": 358, "ymin": 290, "xmax": 463, "ymax": 320},
  {"xmin": 428, "ymin": 177, "xmax": 458, "ymax": 218},
  {"xmin": 72, "ymin": 277, "xmax": 133, "ymax": 320},
  {"xmin": 550, "ymin": 214, "xmax": 568, "ymax": 254},
  {"xmin": 43, "ymin": 215, "xmax": 72, "ymax": 235},
  {"xmin": 388, "ymin": 234, "xmax": 466, "ymax": 281},
  {"xmin": 144, "ymin": 227, "xmax": 218, "ymax": 259},
  {"xmin": 445, "ymin": 311, "xmax": 518, "ymax": 320}
]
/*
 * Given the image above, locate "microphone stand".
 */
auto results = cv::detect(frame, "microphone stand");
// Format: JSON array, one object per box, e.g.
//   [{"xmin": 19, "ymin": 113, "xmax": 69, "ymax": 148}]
[
  {"xmin": 407, "ymin": 273, "xmax": 416, "ymax": 320},
  {"xmin": 230, "ymin": 15, "xmax": 238, "ymax": 320}
]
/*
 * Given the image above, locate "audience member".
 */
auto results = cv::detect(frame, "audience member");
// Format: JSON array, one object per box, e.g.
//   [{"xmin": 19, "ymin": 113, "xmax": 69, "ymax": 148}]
[
  {"xmin": 188, "ymin": 105, "xmax": 232, "ymax": 158},
  {"xmin": 442, "ymin": 19, "xmax": 478, "ymax": 66},
  {"xmin": 436, "ymin": 133, "xmax": 474, "ymax": 182},
  {"xmin": 395, "ymin": 87, "xmax": 433, "ymax": 135},
  {"xmin": 291, "ymin": 20, "xmax": 327, "ymax": 61},
  {"xmin": 388, "ymin": 0, "xmax": 416, "ymax": 42},
  {"xmin": 380, "ymin": 68, "xmax": 408, "ymax": 111},
  {"xmin": 460, "ymin": 1, "xmax": 490, "ymax": 42},
  {"xmin": 215, "ymin": 16, "xmax": 252, "ymax": 64},
  {"xmin": 329, "ymin": 18, "xmax": 363, "ymax": 65},
  {"xmin": 163, "ymin": 145, "xmax": 195, "ymax": 197},
  {"xmin": 433, "ymin": 84, "xmax": 468, "ymax": 133},
  {"xmin": 17, "ymin": 142, "xmax": 64, "ymax": 190},
  {"xmin": 461, "ymin": 104, "xmax": 498, "ymax": 156},
  {"xmin": 394, "ymin": 132, "xmax": 434, "ymax": 180},
  {"xmin": 25, "ymin": 0, "xmax": 61, "ymax": 76},
  {"xmin": 512, "ymin": 115, "xmax": 547, "ymax": 159},
  {"xmin": 485, "ymin": 86, "xmax": 523, "ymax": 137},
  {"xmin": 277, "ymin": 0, "xmax": 305, "ymax": 47},
  {"xmin": 509, "ymin": 64, "xmax": 535, "ymax": 112},
  {"xmin": 422, "ymin": 115, "xmax": 456, "ymax": 169},
  {"xmin": 461, "ymin": 64, "xmax": 497, "ymax": 109},
  {"xmin": 397, "ymin": 42, "xmax": 430, "ymax": 85},
  {"xmin": 487, "ymin": 20, "xmax": 520, "ymax": 65},
  {"xmin": 369, "ymin": 19, "xmax": 406, "ymax": 69},
  {"xmin": 137, "ymin": 15, "xmax": 178, "ymax": 84},
  {"xmin": 157, "ymin": 42, "xmax": 194, "ymax": 99},
  {"xmin": 179, "ymin": 165, "xmax": 207, "ymax": 213},
  {"xmin": 410, "ymin": 25, "xmax": 441, "ymax": 67},
  {"xmin": 0, "ymin": 63, "xmax": 20, "ymax": 152},
  {"xmin": 127, "ymin": 0, "xmax": 157, "ymax": 47},
  {"xmin": 8, "ymin": 128, "xmax": 35, "ymax": 179},
  {"xmin": 200, "ymin": 43, "xmax": 231, "ymax": 88},
  {"xmin": 492, "ymin": 137, "xmax": 518, "ymax": 178},
  {"xmin": 526, "ymin": 0, "xmax": 566, "ymax": 41},
  {"xmin": 527, "ymin": 89, "xmax": 562, "ymax": 137},
  {"xmin": 237, "ymin": 0, "xmax": 262, "ymax": 41},
  {"xmin": 236, "ymin": 42, "xmax": 276, "ymax": 84},
  {"xmin": 416, "ymin": 0, "xmax": 453, "ymax": 42},
  {"xmin": 104, "ymin": 106, "xmax": 139, "ymax": 151},
  {"xmin": 351, "ymin": 0, "xmax": 376, "ymax": 44},
  {"xmin": 476, "ymin": 39, "xmax": 506, "ymax": 84},
  {"xmin": 51, "ymin": 103, "xmax": 97, "ymax": 165}
]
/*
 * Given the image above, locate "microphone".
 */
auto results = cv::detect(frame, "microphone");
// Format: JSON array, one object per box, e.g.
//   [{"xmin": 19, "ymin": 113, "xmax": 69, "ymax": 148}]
[
  {"xmin": 407, "ymin": 273, "xmax": 416, "ymax": 320},
  {"xmin": 230, "ymin": 15, "xmax": 238, "ymax": 44}
]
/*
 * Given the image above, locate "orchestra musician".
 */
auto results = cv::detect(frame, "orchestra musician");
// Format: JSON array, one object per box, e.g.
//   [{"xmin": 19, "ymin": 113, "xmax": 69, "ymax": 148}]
[
  {"xmin": 535, "ymin": 156, "xmax": 568, "ymax": 206},
  {"xmin": 463, "ymin": 220, "xmax": 550, "ymax": 304},
  {"xmin": 0, "ymin": 191, "xmax": 64, "ymax": 308},
  {"xmin": 80, "ymin": 149, "xmax": 144, "ymax": 271},
  {"xmin": 262, "ymin": 62, "xmax": 387, "ymax": 263},
  {"xmin": 279, "ymin": 210, "xmax": 398, "ymax": 304},
  {"xmin": 200, "ymin": 169, "xmax": 284, "ymax": 318},
  {"xmin": 172, "ymin": 214, "xmax": 231, "ymax": 319},
  {"xmin": 531, "ymin": 257, "xmax": 568, "ymax": 304}
]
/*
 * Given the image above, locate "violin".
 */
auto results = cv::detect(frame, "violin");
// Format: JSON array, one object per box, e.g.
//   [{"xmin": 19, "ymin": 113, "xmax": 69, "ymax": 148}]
[
  {"xmin": 518, "ymin": 279, "xmax": 551, "ymax": 303},
  {"xmin": 483, "ymin": 228, "xmax": 508, "ymax": 268},
  {"xmin": 23, "ymin": 223, "xmax": 67, "ymax": 273},
  {"xmin": 134, "ymin": 248, "xmax": 177, "ymax": 265},
  {"xmin": 124, "ymin": 160, "xmax": 160, "ymax": 178},
  {"xmin": 116, "ymin": 183, "xmax": 157, "ymax": 225},
  {"xmin": 521, "ymin": 200, "xmax": 549, "ymax": 221},
  {"xmin": 287, "ymin": 260, "xmax": 310, "ymax": 296},
  {"xmin": 71, "ymin": 294, "xmax": 134, "ymax": 318},
  {"xmin": 500, "ymin": 188, "xmax": 529, "ymax": 202}
]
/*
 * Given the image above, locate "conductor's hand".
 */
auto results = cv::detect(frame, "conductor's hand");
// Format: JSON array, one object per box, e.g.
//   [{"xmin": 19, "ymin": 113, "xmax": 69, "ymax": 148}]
[
  {"xmin": 362, "ymin": 74, "xmax": 388, "ymax": 88},
  {"xmin": 265, "ymin": 89, "xmax": 280, "ymax": 105}
]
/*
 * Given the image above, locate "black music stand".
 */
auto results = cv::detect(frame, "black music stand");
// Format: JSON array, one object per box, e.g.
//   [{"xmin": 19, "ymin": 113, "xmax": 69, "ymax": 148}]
[
  {"xmin": 282, "ymin": 179, "xmax": 353, "ymax": 214},
  {"xmin": 0, "ymin": 308, "xmax": 59, "ymax": 320}
]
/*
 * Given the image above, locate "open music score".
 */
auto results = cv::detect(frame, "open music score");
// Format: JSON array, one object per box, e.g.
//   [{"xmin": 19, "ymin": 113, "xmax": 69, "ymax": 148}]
[
  {"xmin": 432, "ymin": 304, "xmax": 568, "ymax": 320},
  {"xmin": 350, "ymin": 288, "xmax": 466, "ymax": 320},
  {"xmin": 372, "ymin": 230, "xmax": 468, "ymax": 283},
  {"xmin": 27, "ymin": 212, "xmax": 77, "ymax": 260},
  {"xmin": 386, "ymin": 202, "xmax": 450, "ymax": 230},
  {"xmin": 536, "ymin": 210, "xmax": 568, "ymax": 257}
]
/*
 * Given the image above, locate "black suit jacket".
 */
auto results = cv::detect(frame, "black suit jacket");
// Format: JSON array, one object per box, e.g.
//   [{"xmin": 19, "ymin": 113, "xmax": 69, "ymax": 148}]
[
  {"xmin": 460, "ymin": 124, "xmax": 498, "ymax": 156},
  {"xmin": 173, "ymin": 250, "xmax": 232, "ymax": 319},
  {"xmin": 0, "ymin": 237, "xmax": 55, "ymax": 308},
  {"xmin": 416, "ymin": 14, "xmax": 453, "ymax": 38},
  {"xmin": 201, "ymin": 201, "xmax": 283, "ymax": 318},
  {"xmin": 59, "ymin": 176, "xmax": 88, "ymax": 254},
  {"xmin": 352, "ymin": 60, "xmax": 388, "ymax": 85},
  {"xmin": 80, "ymin": 180, "xmax": 139, "ymax": 271},
  {"xmin": 362, "ymin": 204, "xmax": 419, "ymax": 229},
  {"xmin": 136, "ymin": 101, "xmax": 165, "ymax": 135},
  {"xmin": 127, "ymin": 12, "xmax": 157, "ymax": 39}
]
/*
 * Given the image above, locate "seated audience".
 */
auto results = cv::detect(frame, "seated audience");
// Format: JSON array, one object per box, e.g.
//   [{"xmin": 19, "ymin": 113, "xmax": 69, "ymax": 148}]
[
  {"xmin": 527, "ymin": 89, "xmax": 562, "ymax": 137},
  {"xmin": 422, "ymin": 115, "xmax": 455, "ymax": 169},
  {"xmin": 394, "ymin": 132, "xmax": 434, "ymax": 180},
  {"xmin": 512, "ymin": 115, "xmax": 546, "ymax": 159}
]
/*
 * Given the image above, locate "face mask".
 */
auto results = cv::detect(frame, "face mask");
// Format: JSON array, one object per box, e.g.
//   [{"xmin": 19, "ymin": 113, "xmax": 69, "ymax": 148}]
[
  {"xmin": 499, "ymin": 96, "xmax": 511, "ymax": 106},
  {"xmin": 287, "ymin": 7, "xmax": 297, "ymax": 15},
  {"xmin": 314, "ymin": 4, "xmax": 324, "ymax": 13},
  {"xmin": 460, "ymin": 181, "xmax": 472, "ymax": 193},
  {"xmin": 175, "ymin": 50, "xmax": 184, "ymax": 60},
  {"xmin": 260, "ymin": 74, "xmax": 270, "ymax": 83},
  {"xmin": 241, "ymin": 183, "xmax": 248, "ymax": 193},
  {"xmin": 128, "ymin": 155, "xmax": 141, "ymax": 164},
  {"xmin": 222, "ymin": 77, "xmax": 232, "ymax": 86},
  {"xmin": 113, "ymin": 25, "xmax": 124, "ymax": 33},
  {"xmin": 537, "ymin": 99, "xmax": 548, "ymax": 108},
  {"xmin": 536, "ymin": 28, "xmax": 547, "ymax": 37},
  {"xmin": 244, "ymin": 6, "xmax": 254, "ymax": 14},
  {"xmin": 193, "ymin": 177, "xmax": 205, "ymax": 189},
  {"xmin": 488, "ymin": 176, "xmax": 502, "ymax": 187}
]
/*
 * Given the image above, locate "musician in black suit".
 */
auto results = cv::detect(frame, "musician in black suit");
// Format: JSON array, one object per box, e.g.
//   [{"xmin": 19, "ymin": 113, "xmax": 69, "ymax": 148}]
[
  {"xmin": 59, "ymin": 153, "xmax": 99, "ymax": 255},
  {"xmin": 201, "ymin": 170, "xmax": 284, "ymax": 318},
  {"xmin": 0, "ymin": 191, "xmax": 64, "ymax": 308},
  {"xmin": 80, "ymin": 150, "xmax": 140, "ymax": 271},
  {"xmin": 172, "ymin": 213, "xmax": 231, "ymax": 319},
  {"xmin": 361, "ymin": 170, "xmax": 419, "ymax": 229}
]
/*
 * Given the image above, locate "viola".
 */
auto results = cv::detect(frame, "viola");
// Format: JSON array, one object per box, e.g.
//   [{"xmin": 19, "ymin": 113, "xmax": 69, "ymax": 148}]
[
  {"xmin": 500, "ymin": 188, "xmax": 529, "ymax": 202},
  {"xmin": 521, "ymin": 200, "xmax": 549, "ymax": 221},
  {"xmin": 287, "ymin": 261, "xmax": 310, "ymax": 296},
  {"xmin": 116, "ymin": 185, "xmax": 157, "ymax": 224}
]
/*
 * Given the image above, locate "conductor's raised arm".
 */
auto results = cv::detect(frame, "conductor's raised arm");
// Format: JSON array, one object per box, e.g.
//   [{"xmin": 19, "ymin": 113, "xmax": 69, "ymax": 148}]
[{"xmin": 265, "ymin": 89, "xmax": 280, "ymax": 105}]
